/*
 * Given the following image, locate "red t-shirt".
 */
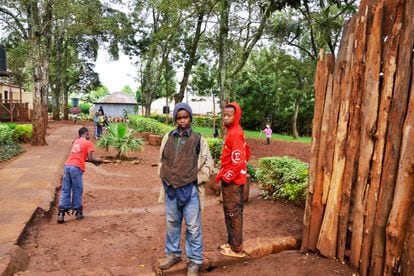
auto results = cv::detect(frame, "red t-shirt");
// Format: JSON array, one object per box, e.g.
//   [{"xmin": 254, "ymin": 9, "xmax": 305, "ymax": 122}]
[{"xmin": 65, "ymin": 138, "xmax": 95, "ymax": 171}]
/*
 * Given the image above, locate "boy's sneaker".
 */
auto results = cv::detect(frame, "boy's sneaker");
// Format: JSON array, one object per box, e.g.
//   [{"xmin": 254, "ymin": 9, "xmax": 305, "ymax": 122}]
[
  {"xmin": 57, "ymin": 209, "xmax": 67, "ymax": 224},
  {"xmin": 75, "ymin": 210, "xmax": 84, "ymax": 220}
]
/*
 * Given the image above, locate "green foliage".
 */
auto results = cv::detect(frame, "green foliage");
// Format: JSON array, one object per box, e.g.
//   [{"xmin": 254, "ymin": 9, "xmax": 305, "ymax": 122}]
[
  {"xmin": 206, "ymin": 138, "xmax": 223, "ymax": 163},
  {"xmin": 82, "ymin": 86, "xmax": 110, "ymax": 103},
  {"xmin": 13, "ymin": 124, "xmax": 32, "ymax": 142},
  {"xmin": 256, "ymin": 156, "xmax": 308, "ymax": 205},
  {"xmin": 234, "ymin": 49, "xmax": 315, "ymax": 136},
  {"xmin": 0, "ymin": 125, "xmax": 23, "ymax": 161},
  {"xmin": 96, "ymin": 123, "xmax": 144, "ymax": 158},
  {"xmin": 149, "ymin": 114, "xmax": 221, "ymax": 129},
  {"xmin": 247, "ymin": 163, "xmax": 257, "ymax": 181},
  {"xmin": 128, "ymin": 115, "xmax": 173, "ymax": 136},
  {"xmin": 79, "ymin": 103, "xmax": 92, "ymax": 114}
]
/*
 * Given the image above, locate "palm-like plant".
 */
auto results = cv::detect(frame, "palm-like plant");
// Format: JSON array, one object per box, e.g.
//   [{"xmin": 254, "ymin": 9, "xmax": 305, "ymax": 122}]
[{"xmin": 97, "ymin": 123, "xmax": 144, "ymax": 159}]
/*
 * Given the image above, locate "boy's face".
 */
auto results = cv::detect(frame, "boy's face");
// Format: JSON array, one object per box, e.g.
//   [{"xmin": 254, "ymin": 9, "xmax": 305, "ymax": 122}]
[
  {"xmin": 223, "ymin": 107, "xmax": 236, "ymax": 127},
  {"xmin": 176, "ymin": 109, "xmax": 191, "ymax": 131},
  {"xmin": 85, "ymin": 131, "xmax": 90, "ymax": 140}
]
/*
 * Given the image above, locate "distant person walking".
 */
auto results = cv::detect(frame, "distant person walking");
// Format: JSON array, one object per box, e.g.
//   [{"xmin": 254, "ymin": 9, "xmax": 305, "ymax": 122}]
[
  {"xmin": 262, "ymin": 124, "xmax": 272, "ymax": 145},
  {"xmin": 98, "ymin": 105, "xmax": 104, "ymax": 115},
  {"xmin": 213, "ymin": 126, "xmax": 219, "ymax": 138},
  {"xmin": 57, "ymin": 127, "xmax": 102, "ymax": 223}
]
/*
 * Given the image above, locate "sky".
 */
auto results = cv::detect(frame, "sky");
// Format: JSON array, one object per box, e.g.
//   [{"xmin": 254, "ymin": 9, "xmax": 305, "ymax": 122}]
[{"xmin": 94, "ymin": 48, "xmax": 139, "ymax": 93}]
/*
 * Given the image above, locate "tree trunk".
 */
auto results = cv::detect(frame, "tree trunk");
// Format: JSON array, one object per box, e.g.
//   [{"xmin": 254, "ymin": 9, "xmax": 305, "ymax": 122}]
[
  {"xmin": 218, "ymin": 0, "xmax": 230, "ymax": 136},
  {"xmin": 292, "ymin": 99, "xmax": 299, "ymax": 139},
  {"xmin": 52, "ymin": 36, "xmax": 63, "ymax": 121},
  {"xmin": 175, "ymin": 12, "xmax": 204, "ymax": 103},
  {"xmin": 30, "ymin": 1, "xmax": 52, "ymax": 146}
]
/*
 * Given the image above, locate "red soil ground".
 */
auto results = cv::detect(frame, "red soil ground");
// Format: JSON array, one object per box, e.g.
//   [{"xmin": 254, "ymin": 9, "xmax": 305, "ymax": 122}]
[{"xmin": 15, "ymin": 121, "xmax": 354, "ymax": 275}]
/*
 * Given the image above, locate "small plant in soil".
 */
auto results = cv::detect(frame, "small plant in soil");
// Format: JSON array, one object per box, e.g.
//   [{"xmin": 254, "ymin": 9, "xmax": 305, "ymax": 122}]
[{"xmin": 97, "ymin": 123, "xmax": 144, "ymax": 159}]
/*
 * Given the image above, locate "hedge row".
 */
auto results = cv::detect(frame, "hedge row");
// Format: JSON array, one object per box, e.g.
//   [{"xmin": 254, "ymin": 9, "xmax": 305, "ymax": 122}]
[{"xmin": 149, "ymin": 114, "xmax": 221, "ymax": 128}]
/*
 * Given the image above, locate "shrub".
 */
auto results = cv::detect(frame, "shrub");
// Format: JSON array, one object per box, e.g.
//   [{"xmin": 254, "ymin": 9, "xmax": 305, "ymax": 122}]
[
  {"xmin": 97, "ymin": 123, "xmax": 144, "ymax": 158},
  {"xmin": 128, "ymin": 115, "xmax": 173, "ymax": 136},
  {"xmin": 206, "ymin": 138, "xmax": 223, "ymax": 163},
  {"xmin": 79, "ymin": 103, "xmax": 92, "ymax": 114},
  {"xmin": 0, "ymin": 125, "xmax": 23, "ymax": 161},
  {"xmin": 247, "ymin": 163, "xmax": 257, "ymax": 181},
  {"xmin": 149, "ymin": 114, "xmax": 221, "ymax": 128},
  {"xmin": 13, "ymin": 124, "xmax": 32, "ymax": 142},
  {"xmin": 256, "ymin": 156, "xmax": 308, "ymax": 205}
]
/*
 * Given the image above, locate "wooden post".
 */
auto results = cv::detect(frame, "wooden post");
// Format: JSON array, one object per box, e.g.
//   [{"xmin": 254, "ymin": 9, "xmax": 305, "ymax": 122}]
[
  {"xmin": 337, "ymin": 2, "xmax": 369, "ymax": 262},
  {"xmin": 301, "ymin": 51, "xmax": 333, "ymax": 251},
  {"xmin": 349, "ymin": 0, "xmax": 383, "ymax": 268},
  {"xmin": 371, "ymin": 0, "xmax": 413, "ymax": 274},
  {"xmin": 317, "ymin": 16, "xmax": 356, "ymax": 258},
  {"xmin": 383, "ymin": 3, "xmax": 414, "ymax": 271},
  {"xmin": 360, "ymin": 0, "xmax": 403, "ymax": 274}
]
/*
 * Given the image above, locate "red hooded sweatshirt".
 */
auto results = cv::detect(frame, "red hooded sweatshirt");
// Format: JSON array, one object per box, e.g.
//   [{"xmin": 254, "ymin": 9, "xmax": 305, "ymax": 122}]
[{"xmin": 215, "ymin": 102, "xmax": 250, "ymax": 185}]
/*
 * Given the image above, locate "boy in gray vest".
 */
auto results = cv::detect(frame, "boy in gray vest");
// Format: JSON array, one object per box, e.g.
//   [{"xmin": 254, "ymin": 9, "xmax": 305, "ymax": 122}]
[{"xmin": 158, "ymin": 103, "xmax": 213, "ymax": 276}]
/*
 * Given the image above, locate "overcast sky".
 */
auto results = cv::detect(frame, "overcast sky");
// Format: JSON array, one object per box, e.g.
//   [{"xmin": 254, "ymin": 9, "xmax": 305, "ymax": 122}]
[{"xmin": 94, "ymin": 48, "xmax": 139, "ymax": 93}]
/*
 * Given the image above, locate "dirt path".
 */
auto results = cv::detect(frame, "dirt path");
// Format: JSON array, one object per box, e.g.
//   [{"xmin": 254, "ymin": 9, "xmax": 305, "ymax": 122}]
[{"xmin": 16, "ymin": 122, "xmax": 353, "ymax": 275}]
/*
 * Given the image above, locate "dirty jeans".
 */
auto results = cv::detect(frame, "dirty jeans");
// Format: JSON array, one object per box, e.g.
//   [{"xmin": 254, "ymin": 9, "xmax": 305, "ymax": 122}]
[
  {"xmin": 59, "ymin": 165, "xmax": 83, "ymax": 211},
  {"xmin": 222, "ymin": 181, "xmax": 244, "ymax": 252},
  {"xmin": 164, "ymin": 184, "xmax": 203, "ymax": 264}
]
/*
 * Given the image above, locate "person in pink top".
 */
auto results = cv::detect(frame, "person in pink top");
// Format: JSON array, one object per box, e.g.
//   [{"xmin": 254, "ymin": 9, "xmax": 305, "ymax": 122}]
[
  {"xmin": 57, "ymin": 127, "xmax": 102, "ymax": 223},
  {"xmin": 262, "ymin": 124, "xmax": 273, "ymax": 145}
]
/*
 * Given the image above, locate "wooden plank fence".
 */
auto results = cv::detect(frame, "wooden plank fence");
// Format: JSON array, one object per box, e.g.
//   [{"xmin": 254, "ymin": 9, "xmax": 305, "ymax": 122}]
[{"xmin": 301, "ymin": 0, "xmax": 414, "ymax": 275}]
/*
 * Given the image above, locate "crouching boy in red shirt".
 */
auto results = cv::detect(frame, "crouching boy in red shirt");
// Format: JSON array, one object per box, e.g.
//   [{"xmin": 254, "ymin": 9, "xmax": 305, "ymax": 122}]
[
  {"xmin": 57, "ymin": 127, "xmax": 102, "ymax": 223},
  {"xmin": 215, "ymin": 102, "xmax": 250, "ymax": 258}
]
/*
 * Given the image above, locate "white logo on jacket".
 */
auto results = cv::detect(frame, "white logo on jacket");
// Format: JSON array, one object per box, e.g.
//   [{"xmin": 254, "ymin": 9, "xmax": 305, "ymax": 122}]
[
  {"xmin": 223, "ymin": 170, "xmax": 235, "ymax": 181},
  {"xmin": 231, "ymin": 150, "xmax": 242, "ymax": 164}
]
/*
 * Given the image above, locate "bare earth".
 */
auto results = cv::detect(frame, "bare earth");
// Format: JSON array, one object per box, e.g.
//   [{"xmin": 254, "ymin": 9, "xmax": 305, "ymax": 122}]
[{"xmin": 16, "ymin": 121, "xmax": 354, "ymax": 275}]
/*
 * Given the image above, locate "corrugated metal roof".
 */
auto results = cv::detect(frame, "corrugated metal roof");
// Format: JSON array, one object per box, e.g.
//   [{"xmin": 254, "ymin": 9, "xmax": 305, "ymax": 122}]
[{"xmin": 95, "ymin": 92, "xmax": 137, "ymax": 104}]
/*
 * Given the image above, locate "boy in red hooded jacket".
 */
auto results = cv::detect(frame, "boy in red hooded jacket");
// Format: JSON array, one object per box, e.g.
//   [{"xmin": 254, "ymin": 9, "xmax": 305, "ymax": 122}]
[{"xmin": 215, "ymin": 102, "xmax": 250, "ymax": 258}]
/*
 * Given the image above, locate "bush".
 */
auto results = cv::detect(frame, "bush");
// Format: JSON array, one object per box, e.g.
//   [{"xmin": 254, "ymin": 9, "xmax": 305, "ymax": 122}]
[
  {"xmin": 0, "ymin": 124, "xmax": 23, "ymax": 161},
  {"xmin": 149, "ymin": 114, "xmax": 221, "ymax": 128},
  {"xmin": 128, "ymin": 115, "xmax": 173, "ymax": 136},
  {"xmin": 206, "ymin": 138, "xmax": 223, "ymax": 163},
  {"xmin": 247, "ymin": 163, "xmax": 257, "ymax": 181},
  {"xmin": 13, "ymin": 124, "xmax": 32, "ymax": 142},
  {"xmin": 256, "ymin": 156, "xmax": 308, "ymax": 205},
  {"xmin": 0, "ymin": 125, "xmax": 15, "ymax": 145},
  {"xmin": 79, "ymin": 103, "xmax": 92, "ymax": 114}
]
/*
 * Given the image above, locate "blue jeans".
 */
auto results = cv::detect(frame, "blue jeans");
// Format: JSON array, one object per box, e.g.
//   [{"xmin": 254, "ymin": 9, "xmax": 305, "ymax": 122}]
[
  {"xmin": 164, "ymin": 184, "xmax": 203, "ymax": 264},
  {"xmin": 59, "ymin": 165, "xmax": 83, "ymax": 210}
]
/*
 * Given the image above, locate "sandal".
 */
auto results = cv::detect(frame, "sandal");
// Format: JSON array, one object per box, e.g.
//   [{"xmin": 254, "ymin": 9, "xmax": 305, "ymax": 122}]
[
  {"xmin": 220, "ymin": 247, "xmax": 246, "ymax": 258},
  {"xmin": 219, "ymin": 243, "xmax": 230, "ymax": 250}
]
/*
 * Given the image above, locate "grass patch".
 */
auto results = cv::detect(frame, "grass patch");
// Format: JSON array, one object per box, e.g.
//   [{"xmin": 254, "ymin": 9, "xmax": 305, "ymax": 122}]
[{"xmin": 192, "ymin": 126, "xmax": 311, "ymax": 143}]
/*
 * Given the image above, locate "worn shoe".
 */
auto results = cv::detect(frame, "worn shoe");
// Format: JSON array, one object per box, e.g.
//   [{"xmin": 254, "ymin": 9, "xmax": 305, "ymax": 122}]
[
  {"xmin": 57, "ymin": 209, "xmax": 68, "ymax": 224},
  {"xmin": 159, "ymin": 255, "xmax": 182, "ymax": 270},
  {"xmin": 187, "ymin": 262, "xmax": 201, "ymax": 276},
  {"xmin": 75, "ymin": 210, "xmax": 84, "ymax": 220}
]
